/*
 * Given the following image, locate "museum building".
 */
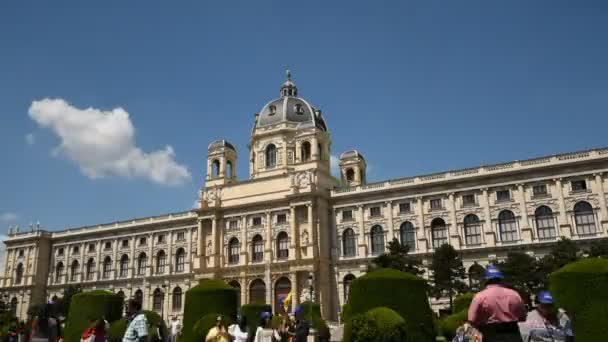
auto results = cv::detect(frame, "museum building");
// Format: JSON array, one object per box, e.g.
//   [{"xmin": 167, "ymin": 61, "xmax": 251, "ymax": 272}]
[{"xmin": 2, "ymin": 73, "xmax": 608, "ymax": 321}]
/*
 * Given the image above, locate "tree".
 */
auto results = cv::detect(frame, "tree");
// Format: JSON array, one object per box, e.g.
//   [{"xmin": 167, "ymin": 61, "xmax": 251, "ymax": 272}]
[
  {"xmin": 429, "ymin": 244, "xmax": 467, "ymax": 312},
  {"xmin": 588, "ymin": 239, "xmax": 608, "ymax": 258},
  {"xmin": 495, "ymin": 252, "xmax": 544, "ymax": 302},
  {"xmin": 55, "ymin": 285, "xmax": 82, "ymax": 319},
  {"xmin": 372, "ymin": 238, "xmax": 424, "ymax": 276}
]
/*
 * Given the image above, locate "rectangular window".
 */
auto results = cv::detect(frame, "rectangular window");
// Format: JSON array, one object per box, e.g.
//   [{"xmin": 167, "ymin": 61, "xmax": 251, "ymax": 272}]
[
  {"xmin": 139, "ymin": 237, "xmax": 147, "ymax": 246},
  {"xmin": 342, "ymin": 210, "xmax": 353, "ymax": 221},
  {"xmin": 370, "ymin": 206, "xmax": 381, "ymax": 217},
  {"xmin": 104, "ymin": 242, "xmax": 111, "ymax": 251},
  {"xmin": 176, "ymin": 232, "xmax": 185, "ymax": 241},
  {"xmin": 252, "ymin": 217, "xmax": 262, "ymax": 226},
  {"xmin": 496, "ymin": 190, "xmax": 511, "ymax": 202},
  {"xmin": 462, "ymin": 194, "xmax": 476, "ymax": 206},
  {"xmin": 430, "ymin": 199, "xmax": 442, "ymax": 210},
  {"xmin": 18, "ymin": 250, "xmax": 24, "ymax": 258},
  {"xmin": 122, "ymin": 240, "xmax": 129, "ymax": 248},
  {"xmin": 398, "ymin": 202, "xmax": 411, "ymax": 214},
  {"xmin": 57, "ymin": 248, "xmax": 64, "ymax": 256},
  {"xmin": 176, "ymin": 252, "xmax": 185, "ymax": 272},
  {"xmin": 253, "ymin": 240, "xmax": 264, "ymax": 262},
  {"xmin": 157, "ymin": 235, "xmax": 165, "ymax": 244},
  {"xmin": 571, "ymin": 180, "xmax": 587, "ymax": 192},
  {"xmin": 277, "ymin": 214, "xmax": 287, "ymax": 224},
  {"xmin": 88, "ymin": 244, "xmax": 95, "ymax": 253},
  {"xmin": 297, "ymin": 207, "xmax": 308, "ymax": 223},
  {"xmin": 229, "ymin": 220, "xmax": 238, "ymax": 230},
  {"xmin": 73, "ymin": 246, "xmax": 79, "ymax": 255},
  {"xmin": 533, "ymin": 184, "xmax": 548, "ymax": 197}
]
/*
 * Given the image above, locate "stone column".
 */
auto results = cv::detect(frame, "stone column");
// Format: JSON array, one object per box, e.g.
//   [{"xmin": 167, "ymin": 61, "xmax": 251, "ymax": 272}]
[
  {"xmin": 311, "ymin": 137, "xmax": 319, "ymax": 160},
  {"xmin": 266, "ymin": 212, "xmax": 273, "ymax": 262},
  {"xmin": 241, "ymin": 216, "xmax": 248, "ymax": 265},
  {"xmin": 197, "ymin": 219, "xmax": 203, "ymax": 258},
  {"xmin": 148, "ymin": 234, "xmax": 154, "ymax": 276},
  {"xmin": 481, "ymin": 189, "xmax": 495, "ymax": 246},
  {"xmin": 289, "ymin": 206, "xmax": 297, "ymax": 260},
  {"xmin": 80, "ymin": 242, "xmax": 86, "ymax": 282},
  {"xmin": 357, "ymin": 205, "xmax": 366, "ymax": 257},
  {"xmin": 386, "ymin": 201, "xmax": 395, "ymax": 242},
  {"xmin": 240, "ymin": 278, "xmax": 248, "ymax": 305},
  {"xmin": 130, "ymin": 237, "xmax": 136, "ymax": 278},
  {"xmin": 187, "ymin": 226, "xmax": 193, "ymax": 273},
  {"xmin": 554, "ymin": 178, "xmax": 571, "ymax": 238},
  {"xmin": 448, "ymin": 193, "xmax": 461, "ymax": 248},
  {"xmin": 168, "ymin": 231, "xmax": 174, "ymax": 274},
  {"xmin": 307, "ymin": 203, "xmax": 315, "ymax": 257},
  {"xmin": 112, "ymin": 239, "xmax": 119, "ymax": 279},
  {"xmin": 211, "ymin": 216, "xmax": 218, "ymax": 267},
  {"xmin": 594, "ymin": 173, "xmax": 608, "ymax": 221},
  {"xmin": 96, "ymin": 242, "xmax": 102, "ymax": 281},
  {"xmin": 517, "ymin": 184, "xmax": 533, "ymax": 242},
  {"xmin": 291, "ymin": 272, "xmax": 299, "ymax": 309},
  {"xmin": 415, "ymin": 197, "xmax": 427, "ymax": 252}
]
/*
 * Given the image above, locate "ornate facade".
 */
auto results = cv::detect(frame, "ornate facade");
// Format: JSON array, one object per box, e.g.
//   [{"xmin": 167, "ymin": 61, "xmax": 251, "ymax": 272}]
[{"xmin": 2, "ymin": 73, "xmax": 608, "ymax": 321}]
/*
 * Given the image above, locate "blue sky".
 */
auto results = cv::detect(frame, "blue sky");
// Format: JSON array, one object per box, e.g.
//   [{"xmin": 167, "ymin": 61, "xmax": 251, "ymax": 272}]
[{"xmin": 1, "ymin": 1, "xmax": 607, "ymax": 232}]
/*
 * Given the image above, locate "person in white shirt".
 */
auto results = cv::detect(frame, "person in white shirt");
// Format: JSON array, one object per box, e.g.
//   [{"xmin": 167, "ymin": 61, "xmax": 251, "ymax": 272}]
[
  {"xmin": 254, "ymin": 312, "xmax": 280, "ymax": 342},
  {"xmin": 168, "ymin": 316, "xmax": 181, "ymax": 342},
  {"xmin": 228, "ymin": 316, "xmax": 248, "ymax": 342}
]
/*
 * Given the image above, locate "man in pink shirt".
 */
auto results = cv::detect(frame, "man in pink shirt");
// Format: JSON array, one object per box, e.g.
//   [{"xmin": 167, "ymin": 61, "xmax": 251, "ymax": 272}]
[{"xmin": 468, "ymin": 265, "xmax": 526, "ymax": 342}]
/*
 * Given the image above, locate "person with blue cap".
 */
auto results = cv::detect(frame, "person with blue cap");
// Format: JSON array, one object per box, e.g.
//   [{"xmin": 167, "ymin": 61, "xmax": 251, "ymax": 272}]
[
  {"xmin": 468, "ymin": 265, "xmax": 527, "ymax": 342},
  {"xmin": 254, "ymin": 312, "xmax": 280, "ymax": 342},
  {"xmin": 293, "ymin": 306, "xmax": 310, "ymax": 342},
  {"xmin": 518, "ymin": 291, "xmax": 574, "ymax": 342}
]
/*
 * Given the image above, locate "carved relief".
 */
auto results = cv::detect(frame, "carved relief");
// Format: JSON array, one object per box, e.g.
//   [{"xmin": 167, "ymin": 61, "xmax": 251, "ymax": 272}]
[
  {"xmin": 206, "ymin": 241, "xmax": 212, "ymax": 255},
  {"xmin": 295, "ymin": 171, "xmax": 312, "ymax": 188},
  {"xmin": 301, "ymin": 230, "xmax": 309, "ymax": 246}
]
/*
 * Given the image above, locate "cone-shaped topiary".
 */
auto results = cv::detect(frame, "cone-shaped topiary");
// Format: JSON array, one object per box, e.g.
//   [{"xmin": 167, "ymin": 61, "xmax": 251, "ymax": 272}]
[
  {"xmin": 181, "ymin": 279, "xmax": 238, "ymax": 342},
  {"xmin": 64, "ymin": 290, "xmax": 123, "ymax": 342},
  {"xmin": 345, "ymin": 307, "xmax": 408, "ymax": 342},
  {"xmin": 549, "ymin": 258, "xmax": 608, "ymax": 342},
  {"xmin": 345, "ymin": 268, "xmax": 434, "ymax": 342}
]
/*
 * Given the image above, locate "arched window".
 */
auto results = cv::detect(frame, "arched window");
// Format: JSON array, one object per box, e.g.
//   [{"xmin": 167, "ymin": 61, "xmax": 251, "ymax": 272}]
[
  {"xmin": 343, "ymin": 274, "xmax": 356, "ymax": 302},
  {"xmin": 399, "ymin": 222, "xmax": 416, "ymax": 249},
  {"xmin": 266, "ymin": 144, "xmax": 277, "ymax": 168},
  {"xmin": 226, "ymin": 161, "xmax": 233, "ymax": 178},
  {"xmin": 318, "ymin": 143, "xmax": 323, "ymax": 160},
  {"xmin": 156, "ymin": 251, "xmax": 166, "ymax": 274},
  {"xmin": 574, "ymin": 201, "xmax": 596, "ymax": 235},
  {"xmin": 229, "ymin": 281, "xmax": 241, "ymax": 307},
  {"xmin": 119, "ymin": 255, "xmax": 129, "ymax": 278},
  {"xmin": 172, "ymin": 287, "xmax": 182, "ymax": 311},
  {"xmin": 342, "ymin": 228, "xmax": 356, "ymax": 257},
  {"xmin": 102, "ymin": 257, "xmax": 112, "ymax": 279},
  {"xmin": 9, "ymin": 298, "xmax": 17, "ymax": 316},
  {"xmin": 535, "ymin": 206, "xmax": 556, "ymax": 239},
  {"xmin": 134, "ymin": 289, "xmax": 143, "ymax": 306},
  {"xmin": 175, "ymin": 248, "xmax": 185, "ymax": 273},
  {"xmin": 212, "ymin": 160, "xmax": 220, "ymax": 177},
  {"xmin": 252, "ymin": 235, "xmax": 264, "ymax": 262},
  {"xmin": 137, "ymin": 253, "xmax": 147, "ymax": 276},
  {"xmin": 345, "ymin": 168, "xmax": 355, "ymax": 183},
  {"xmin": 15, "ymin": 263, "xmax": 23, "ymax": 285},
  {"xmin": 370, "ymin": 225, "xmax": 385, "ymax": 255},
  {"xmin": 70, "ymin": 260, "xmax": 80, "ymax": 282},
  {"xmin": 468, "ymin": 263, "xmax": 485, "ymax": 291},
  {"xmin": 249, "ymin": 279, "xmax": 266, "ymax": 304},
  {"xmin": 116, "ymin": 290, "xmax": 125, "ymax": 302},
  {"xmin": 275, "ymin": 277, "xmax": 292, "ymax": 314},
  {"xmin": 276, "ymin": 232, "xmax": 289, "ymax": 259},
  {"xmin": 86, "ymin": 258, "xmax": 95, "ymax": 280},
  {"xmin": 301, "ymin": 141, "xmax": 311, "ymax": 162},
  {"xmin": 228, "ymin": 238, "xmax": 240, "ymax": 264},
  {"xmin": 431, "ymin": 218, "xmax": 448, "ymax": 248},
  {"xmin": 498, "ymin": 210, "xmax": 518, "ymax": 242},
  {"xmin": 463, "ymin": 214, "xmax": 482, "ymax": 246},
  {"xmin": 55, "ymin": 262, "xmax": 64, "ymax": 283},
  {"xmin": 153, "ymin": 288, "xmax": 163, "ymax": 312}
]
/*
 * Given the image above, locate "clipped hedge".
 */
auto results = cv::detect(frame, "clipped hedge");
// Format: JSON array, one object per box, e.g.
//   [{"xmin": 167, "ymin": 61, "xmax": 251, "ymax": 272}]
[
  {"xmin": 345, "ymin": 307, "xmax": 408, "ymax": 342},
  {"xmin": 345, "ymin": 268, "xmax": 434, "ymax": 342},
  {"xmin": 181, "ymin": 279, "xmax": 238, "ymax": 342},
  {"xmin": 192, "ymin": 313, "xmax": 234, "ymax": 341},
  {"xmin": 65, "ymin": 290, "xmax": 123, "ymax": 342},
  {"xmin": 241, "ymin": 303, "xmax": 272, "ymax": 338},
  {"xmin": 108, "ymin": 310, "xmax": 168, "ymax": 342},
  {"xmin": 452, "ymin": 293, "xmax": 474, "ymax": 314},
  {"xmin": 549, "ymin": 258, "xmax": 608, "ymax": 342},
  {"xmin": 298, "ymin": 301, "xmax": 330, "ymax": 341},
  {"xmin": 438, "ymin": 310, "xmax": 467, "ymax": 340}
]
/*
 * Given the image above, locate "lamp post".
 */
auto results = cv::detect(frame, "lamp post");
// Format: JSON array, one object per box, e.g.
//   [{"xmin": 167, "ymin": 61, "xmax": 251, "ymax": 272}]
[{"xmin": 307, "ymin": 272, "xmax": 317, "ymax": 342}]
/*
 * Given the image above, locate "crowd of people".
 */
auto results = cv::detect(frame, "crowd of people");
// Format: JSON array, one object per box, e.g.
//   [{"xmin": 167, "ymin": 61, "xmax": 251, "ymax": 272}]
[{"xmin": 454, "ymin": 265, "xmax": 575, "ymax": 342}]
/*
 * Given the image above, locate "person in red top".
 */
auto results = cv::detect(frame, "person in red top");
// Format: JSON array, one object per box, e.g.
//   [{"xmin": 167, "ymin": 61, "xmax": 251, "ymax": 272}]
[{"xmin": 468, "ymin": 265, "xmax": 526, "ymax": 342}]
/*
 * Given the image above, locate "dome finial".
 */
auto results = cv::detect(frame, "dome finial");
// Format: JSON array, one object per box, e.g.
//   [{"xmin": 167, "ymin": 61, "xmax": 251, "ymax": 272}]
[{"xmin": 286, "ymin": 68, "xmax": 291, "ymax": 81}]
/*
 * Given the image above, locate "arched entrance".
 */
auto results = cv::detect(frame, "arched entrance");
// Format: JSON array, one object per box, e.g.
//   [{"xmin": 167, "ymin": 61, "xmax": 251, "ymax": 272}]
[{"xmin": 274, "ymin": 277, "xmax": 292, "ymax": 315}]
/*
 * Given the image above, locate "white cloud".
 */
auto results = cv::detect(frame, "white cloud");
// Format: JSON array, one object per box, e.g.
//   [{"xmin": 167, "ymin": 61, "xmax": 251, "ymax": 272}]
[
  {"xmin": 25, "ymin": 133, "xmax": 35, "ymax": 146},
  {"xmin": 330, "ymin": 154, "xmax": 340, "ymax": 177},
  {"xmin": 0, "ymin": 212, "xmax": 18, "ymax": 222},
  {"xmin": 28, "ymin": 98, "xmax": 191, "ymax": 186}
]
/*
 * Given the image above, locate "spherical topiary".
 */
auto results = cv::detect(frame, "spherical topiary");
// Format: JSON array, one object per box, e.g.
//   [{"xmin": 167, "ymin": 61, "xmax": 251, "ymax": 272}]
[
  {"xmin": 181, "ymin": 279, "xmax": 238, "ymax": 342},
  {"xmin": 346, "ymin": 307, "xmax": 408, "ymax": 342},
  {"xmin": 438, "ymin": 310, "xmax": 467, "ymax": 340},
  {"xmin": 192, "ymin": 313, "xmax": 234, "ymax": 341},
  {"xmin": 107, "ymin": 311, "xmax": 169, "ymax": 342},
  {"xmin": 452, "ymin": 293, "xmax": 475, "ymax": 314},
  {"xmin": 65, "ymin": 290, "xmax": 123, "ymax": 342},
  {"xmin": 549, "ymin": 258, "xmax": 608, "ymax": 342},
  {"xmin": 346, "ymin": 268, "xmax": 434, "ymax": 342}
]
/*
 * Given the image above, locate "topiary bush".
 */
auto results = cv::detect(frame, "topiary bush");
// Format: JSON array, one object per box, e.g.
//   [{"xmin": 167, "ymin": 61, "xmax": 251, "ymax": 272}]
[
  {"xmin": 345, "ymin": 268, "xmax": 434, "ymax": 342},
  {"xmin": 181, "ymin": 279, "xmax": 238, "ymax": 342},
  {"xmin": 64, "ymin": 290, "xmax": 123, "ymax": 342},
  {"xmin": 192, "ymin": 313, "xmax": 234, "ymax": 341},
  {"xmin": 107, "ymin": 310, "xmax": 169, "ymax": 342},
  {"xmin": 241, "ymin": 303, "xmax": 272, "ymax": 338},
  {"xmin": 452, "ymin": 293, "xmax": 475, "ymax": 314},
  {"xmin": 345, "ymin": 307, "xmax": 408, "ymax": 342},
  {"xmin": 298, "ymin": 301, "xmax": 330, "ymax": 341},
  {"xmin": 549, "ymin": 258, "xmax": 608, "ymax": 342},
  {"xmin": 438, "ymin": 310, "xmax": 467, "ymax": 340}
]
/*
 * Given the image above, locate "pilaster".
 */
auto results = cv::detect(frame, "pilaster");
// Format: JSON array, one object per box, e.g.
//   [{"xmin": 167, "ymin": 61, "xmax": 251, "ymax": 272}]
[
  {"xmin": 594, "ymin": 173, "xmax": 608, "ymax": 222},
  {"xmin": 554, "ymin": 178, "xmax": 572, "ymax": 238},
  {"xmin": 448, "ymin": 193, "xmax": 461, "ymax": 248},
  {"xmin": 386, "ymin": 201, "xmax": 394, "ymax": 241},
  {"xmin": 357, "ymin": 205, "xmax": 366, "ymax": 256},
  {"xmin": 482, "ymin": 189, "xmax": 495, "ymax": 247},
  {"xmin": 518, "ymin": 184, "xmax": 533, "ymax": 242},
  {"xmin": 289, "ymin": 206, "xmax": 297, "ymax": 260},
  {"xmin": 415, "ymin": 197, "xmax": 428, "ymax": 252}
]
